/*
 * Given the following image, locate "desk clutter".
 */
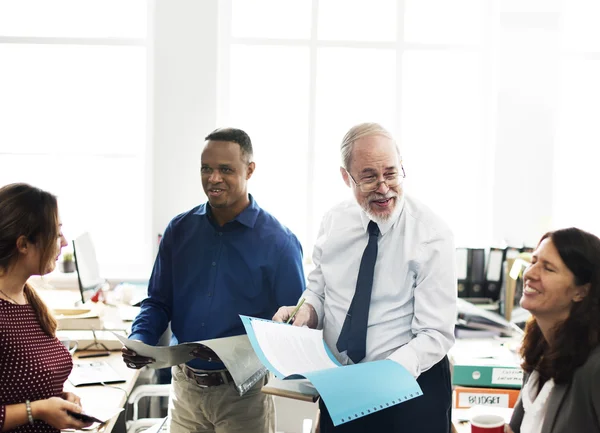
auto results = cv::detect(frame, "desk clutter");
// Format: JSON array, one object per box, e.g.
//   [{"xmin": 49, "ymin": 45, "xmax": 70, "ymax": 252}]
[
  {"xmin": 450, "ymin": 338, "xmax": 522, "ymax": 416},
  {"xmin": 454, "ymin": 246, "xmax": 534, "ymax": 340},
  {"xmin": 455, "ymin": 246, "xmax": 532, "ymax": 303},
  {"xmin": 450, "ymin": 339, "xmax": 520, "ymax": 432}
]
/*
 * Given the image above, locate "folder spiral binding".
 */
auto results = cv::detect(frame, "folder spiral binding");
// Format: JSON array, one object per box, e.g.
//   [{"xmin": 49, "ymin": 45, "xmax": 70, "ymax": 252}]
[{"xmin": 241, "ymin": 316, "xmax": 422, "ymax": 426}]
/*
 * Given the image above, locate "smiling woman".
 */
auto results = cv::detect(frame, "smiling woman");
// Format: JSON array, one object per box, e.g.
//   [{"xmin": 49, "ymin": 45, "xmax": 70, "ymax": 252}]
[{"xmin": 509, "ymin": 227, "xmax": 600, "ymax": 433}]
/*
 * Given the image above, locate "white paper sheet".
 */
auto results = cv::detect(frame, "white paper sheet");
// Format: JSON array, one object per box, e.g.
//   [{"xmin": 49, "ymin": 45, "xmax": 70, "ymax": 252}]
[{"xmin": 250, "ymin": 320, "xmax": 337, "ymax": 377}]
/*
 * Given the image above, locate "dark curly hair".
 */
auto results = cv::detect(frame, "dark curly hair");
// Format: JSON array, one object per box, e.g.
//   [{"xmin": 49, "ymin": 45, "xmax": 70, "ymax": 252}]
[{"xmin": 520, "ymin": 227, "xmax": 600, "ymax": 384}]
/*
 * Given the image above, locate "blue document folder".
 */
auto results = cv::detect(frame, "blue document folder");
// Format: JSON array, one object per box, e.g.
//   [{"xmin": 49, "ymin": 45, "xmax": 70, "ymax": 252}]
[{"xmin": 240, "ymin": 315, "xmax": 423, "ymax": 426}]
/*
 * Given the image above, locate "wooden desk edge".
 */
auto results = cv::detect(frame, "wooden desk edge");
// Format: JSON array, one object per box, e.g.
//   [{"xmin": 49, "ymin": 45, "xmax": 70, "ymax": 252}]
[{"xmin": 261, "ymin": 385, "xmax": 319, "ymax": 403}]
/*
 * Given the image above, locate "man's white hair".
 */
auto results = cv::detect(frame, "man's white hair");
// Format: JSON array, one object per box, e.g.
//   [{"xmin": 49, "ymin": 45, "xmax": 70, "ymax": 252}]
[{"xmin": 340, "ymin": 122, "xmax": 400, "ymax": 170}]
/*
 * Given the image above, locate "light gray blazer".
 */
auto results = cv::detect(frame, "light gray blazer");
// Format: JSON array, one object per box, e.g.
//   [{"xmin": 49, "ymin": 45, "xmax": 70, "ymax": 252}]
[{"xmin": 510, "ymin": 346, "xmax": 600, "ymax": 433}]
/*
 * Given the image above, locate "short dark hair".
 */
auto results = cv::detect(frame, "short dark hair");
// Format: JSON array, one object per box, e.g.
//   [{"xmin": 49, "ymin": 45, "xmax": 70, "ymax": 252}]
[
  {"xmin": 205, "ymin": 127, "xmax": 254, "ymax": 162},
  {"xmin": 520, "ymin": 227, "xmax": 600, "ymax": 384}
]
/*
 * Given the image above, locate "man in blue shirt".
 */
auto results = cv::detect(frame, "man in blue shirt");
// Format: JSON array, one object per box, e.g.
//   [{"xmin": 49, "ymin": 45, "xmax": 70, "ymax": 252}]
[{"xmin": 123, "ymin": 128, "xmax": 305, "ymax": 433}]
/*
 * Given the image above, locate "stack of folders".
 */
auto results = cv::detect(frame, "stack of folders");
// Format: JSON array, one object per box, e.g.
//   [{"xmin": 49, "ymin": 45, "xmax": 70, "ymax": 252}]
[
  {"xmin": 450, "ymin": 339, "xmax": 523, "ymax": 410},
  {"xmin": 456, "ymin": 246, "xmax": 533, "ymax": 303},
  {"xmin": 455, "ymin": 298, "xmax": 524, "ymax": 339}
]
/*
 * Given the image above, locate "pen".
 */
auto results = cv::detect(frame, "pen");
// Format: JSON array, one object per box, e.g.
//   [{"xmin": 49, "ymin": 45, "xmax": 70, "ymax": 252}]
[
  {"xmin": 286, "ymin": 297, "xmax": 306, "ymax": 324},
  {"xmin": 78, "ymin": 352, "xmax": 111, "ymax": 359}
]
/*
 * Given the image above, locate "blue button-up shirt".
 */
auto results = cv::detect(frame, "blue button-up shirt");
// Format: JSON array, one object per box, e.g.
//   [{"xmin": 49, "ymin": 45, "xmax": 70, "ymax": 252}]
[{"xmin": 130, "ymin": 195, "xmax": 305, "ymax": 369}]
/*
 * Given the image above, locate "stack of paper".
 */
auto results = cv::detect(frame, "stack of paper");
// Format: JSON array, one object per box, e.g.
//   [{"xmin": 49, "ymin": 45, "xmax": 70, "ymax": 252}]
[{"xmin": 55, "ymin": 309, "xmax": 103, "ymax": 331}]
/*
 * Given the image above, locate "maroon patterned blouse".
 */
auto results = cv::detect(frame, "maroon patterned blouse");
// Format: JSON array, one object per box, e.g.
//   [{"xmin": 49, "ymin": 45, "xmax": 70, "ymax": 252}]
[{"xmin": 0, "ymin": 298, "xmax": 72, "ymax": 432}]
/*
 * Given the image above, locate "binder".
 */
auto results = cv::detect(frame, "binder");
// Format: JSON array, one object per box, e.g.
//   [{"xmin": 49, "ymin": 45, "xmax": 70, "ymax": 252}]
[
  {"xmin": 468, "ymin": 248, "xmax": 486, "ymax": 298},
  {"xmin": 241, "ymin": 316, "xmax": 422, "ymax": 427},
  {"xmin": 452, "ymin": 352, "xmax": 523, "ymax": 389},
  {"xmin": 454, "ymin": 386, "xmax": 520, "ymax": 409},
  {"xmin": 456, "ymin": 248, "xmax": 470, "ymax": 298},
  {"xmin": 484, "ymin": 248, "xmax": 506, "ymax": 301}
]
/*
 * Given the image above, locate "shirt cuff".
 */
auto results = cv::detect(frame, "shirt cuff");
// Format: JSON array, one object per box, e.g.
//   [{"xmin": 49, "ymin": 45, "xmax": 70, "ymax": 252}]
[
  {"xmin": 387, "ymin": 345, "xmax": 421, "ymax": 379},
  {"xmin": 301, "ymin": 292, "xmax": 324, "ymax": 329}
]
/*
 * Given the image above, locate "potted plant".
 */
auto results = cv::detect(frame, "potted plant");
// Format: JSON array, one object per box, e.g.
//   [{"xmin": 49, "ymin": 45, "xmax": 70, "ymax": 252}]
[{"xmin": 59, "ymin": 251, "xmax": 76, "ymax": 273}]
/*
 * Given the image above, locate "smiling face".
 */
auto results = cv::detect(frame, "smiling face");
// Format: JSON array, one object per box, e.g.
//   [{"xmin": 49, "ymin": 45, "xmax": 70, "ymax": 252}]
[
  {"xmin": 521, "ymin": 237, "xmax": 589, "ymax": 328},
  {"xmin": 341, "ymin": 134, "xmax": 403, "ymax": 224},
  {"xmin": 200, "ymin": 140, "xmax": 255, "ymax": 218}
]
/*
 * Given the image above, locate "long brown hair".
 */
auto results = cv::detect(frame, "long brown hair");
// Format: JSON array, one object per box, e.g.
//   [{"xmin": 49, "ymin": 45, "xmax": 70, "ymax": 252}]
[
  {"xmin": 520, "ymin": 227, "xmax": 600, "ymax": 384},
  {"xmin": 0, "ymin": 183, "xmax": 59, "ymax": 336}
]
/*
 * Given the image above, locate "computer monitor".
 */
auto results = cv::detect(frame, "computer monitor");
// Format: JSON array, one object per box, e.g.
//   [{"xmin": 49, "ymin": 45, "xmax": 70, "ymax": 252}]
[{"xmin": 72, "ymin": 232, "xmax": 106, "ymax": 304}]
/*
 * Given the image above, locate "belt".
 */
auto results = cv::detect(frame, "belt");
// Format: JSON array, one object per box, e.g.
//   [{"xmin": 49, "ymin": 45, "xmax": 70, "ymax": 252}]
[{"xmin": 181, "ymin": 364, "xmax": 233, "ymax": 388}]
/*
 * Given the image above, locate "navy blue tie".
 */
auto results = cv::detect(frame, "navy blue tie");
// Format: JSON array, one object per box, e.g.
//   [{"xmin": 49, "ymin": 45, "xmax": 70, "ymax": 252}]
[{"xmin": 336, "ymin": 220, "xmax": 380, "ymax": 363}]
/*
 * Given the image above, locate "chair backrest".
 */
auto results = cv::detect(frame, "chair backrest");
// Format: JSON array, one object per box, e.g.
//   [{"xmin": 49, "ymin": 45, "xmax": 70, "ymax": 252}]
[{"xmin": 126, "ymin": 384, "xmax": 171, "ymax": 433}]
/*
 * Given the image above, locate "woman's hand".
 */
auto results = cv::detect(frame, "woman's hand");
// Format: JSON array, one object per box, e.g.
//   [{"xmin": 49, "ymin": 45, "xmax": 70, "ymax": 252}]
[
  {"xmin": 61, "ymin": 391, "xmax": 82, "ymax": 406},
  {"xmin": 505, "ymin": 425, "xmax": 514, "ymax": 433},
  {"xmin": 30, "ymin": 397, "xmax": 93, "ymax": 430}
]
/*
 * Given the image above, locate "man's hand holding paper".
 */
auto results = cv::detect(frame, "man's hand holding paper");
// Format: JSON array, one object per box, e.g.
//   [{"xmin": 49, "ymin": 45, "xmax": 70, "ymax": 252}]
[{"xmin": 273, "ymin": 303, "xmax": 318, "ymax": 328}]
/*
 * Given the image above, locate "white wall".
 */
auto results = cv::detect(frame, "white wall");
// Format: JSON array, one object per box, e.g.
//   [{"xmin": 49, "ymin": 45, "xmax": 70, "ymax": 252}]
[{"xmin": 150, "ymin": 0, "xmax": 218, "ymax": 248}]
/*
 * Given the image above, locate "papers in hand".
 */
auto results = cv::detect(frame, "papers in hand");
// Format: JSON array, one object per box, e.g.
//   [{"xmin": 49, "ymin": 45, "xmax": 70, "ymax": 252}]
[
  {"xmin": 114, "ymin": 333, "xmax": 266, "ymax": 395},
  {"xmin": 240, "ymin": 315, "xmax": 423, "ymax": 427}
]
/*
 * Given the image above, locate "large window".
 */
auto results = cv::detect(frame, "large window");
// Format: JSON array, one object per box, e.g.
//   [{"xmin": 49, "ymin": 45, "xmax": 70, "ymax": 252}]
[
  {"xmin": 220, "ymin": 0, "xmax": 491, "ymax": 252},
  {"xmin": 0, "ymin": 0, "xmax": 150, "ymax": 276},
  {"xmin": 220, "ymin": 0, "xmax": 600, "ymax": 253}
]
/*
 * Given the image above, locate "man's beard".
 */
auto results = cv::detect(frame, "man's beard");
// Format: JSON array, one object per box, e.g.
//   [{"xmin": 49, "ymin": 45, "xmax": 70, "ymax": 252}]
[{"xmin": 360, "ymin": 191, "xmax": 402, "ymax": 225}]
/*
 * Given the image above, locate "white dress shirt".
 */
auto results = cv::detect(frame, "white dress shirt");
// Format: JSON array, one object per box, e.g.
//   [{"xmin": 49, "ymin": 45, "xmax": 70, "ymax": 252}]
[
  {"xmin": 302, "ymin": 195, "xmax": 457, "ymax": 378},
  {"xmin": 521, "ymin": 370, "xmax": 555, "ymax": 433}
]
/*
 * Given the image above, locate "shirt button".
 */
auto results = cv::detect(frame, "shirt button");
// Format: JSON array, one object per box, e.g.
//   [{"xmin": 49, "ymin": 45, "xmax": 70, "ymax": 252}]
[
  {"xmin": 208, "ymin": 293, "xmax": 212, "ymax": 297},
  {"xmin": 218, "ymin": 232, "xmax": 223, "ymax": 236},
  {"xmin": 201, "ymin": 323, "xmax": 205, "ymax": 327},
  {"xmin": 212, "ymin": 261, "xmax": 216, "ymax": 266}
]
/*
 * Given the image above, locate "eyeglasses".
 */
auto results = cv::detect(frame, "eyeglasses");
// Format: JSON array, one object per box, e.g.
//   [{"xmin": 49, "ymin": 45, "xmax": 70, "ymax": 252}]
[{"xmin": 346, "ymin": 165, "xmax": 406, "ymax": 193}]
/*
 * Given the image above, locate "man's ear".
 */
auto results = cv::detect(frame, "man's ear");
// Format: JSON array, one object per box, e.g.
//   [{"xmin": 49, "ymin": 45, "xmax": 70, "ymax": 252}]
[
  {"xmin": 246, "ymin": 162, "xmax": 256, "ymax": 180},
  {"xmin": 16, "ymin": 235, "xmax": 29, "ymax": 254},
  {"xmin": 340, "ymin": 167, "xmax": 351, "ymax": 188},
  {"xmin": 573, "ymin": 283, "xmax": 591, "ymax": 302}
]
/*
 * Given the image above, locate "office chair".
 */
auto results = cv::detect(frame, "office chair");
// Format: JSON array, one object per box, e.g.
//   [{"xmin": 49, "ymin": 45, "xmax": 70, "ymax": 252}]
[{"xmin": 126, "ymin": 384, "xmax": 170, "ymax": 433}]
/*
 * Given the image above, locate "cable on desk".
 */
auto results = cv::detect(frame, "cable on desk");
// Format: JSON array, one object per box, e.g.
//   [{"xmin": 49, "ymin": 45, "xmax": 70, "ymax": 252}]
[{"xmin": 100, "ymin": 380, "xmax": 130, "ymax": 427}]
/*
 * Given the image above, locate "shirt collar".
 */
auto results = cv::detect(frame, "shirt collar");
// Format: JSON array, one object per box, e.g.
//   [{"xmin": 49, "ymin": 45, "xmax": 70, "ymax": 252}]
[
  {"xmin": 195, "ymin": 194, "xmax": 260, "ymax": 229},
  {"xmin": 359, "ymin": 195, "xmax": 405, "ymax": 236}
]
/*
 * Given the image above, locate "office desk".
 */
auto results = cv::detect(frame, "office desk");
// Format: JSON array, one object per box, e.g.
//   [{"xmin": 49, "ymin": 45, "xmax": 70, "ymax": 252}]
[{"xmin": 64, "ymin": 351, "xmax": 142, "ymax": 433}]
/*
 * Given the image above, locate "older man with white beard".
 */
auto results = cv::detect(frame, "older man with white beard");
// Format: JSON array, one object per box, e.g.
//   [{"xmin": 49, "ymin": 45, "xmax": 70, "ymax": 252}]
[{"xmin": 274, "ymin": 122, "xmax": 457, "ymax": 433}]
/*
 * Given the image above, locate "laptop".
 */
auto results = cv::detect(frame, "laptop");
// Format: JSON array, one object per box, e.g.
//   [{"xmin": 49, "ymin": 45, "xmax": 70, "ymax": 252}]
[{"xmin": 68, "ymin": 361, "xmax": 126, "ymax": 387}]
